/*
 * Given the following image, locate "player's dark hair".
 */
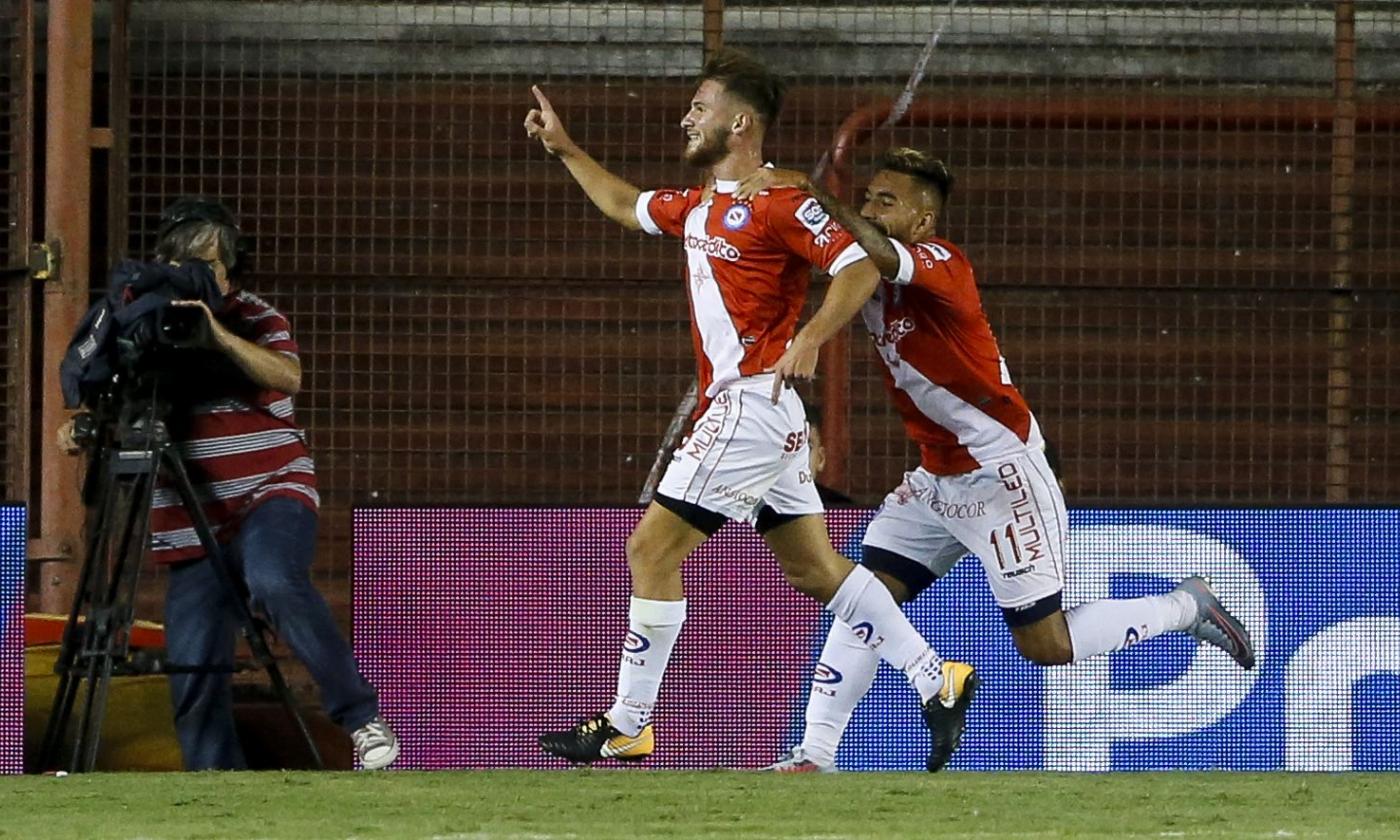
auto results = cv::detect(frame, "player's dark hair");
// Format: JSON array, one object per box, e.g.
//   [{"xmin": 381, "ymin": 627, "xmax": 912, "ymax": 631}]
[
  {"xmin": 880, "ymin": 148, "xmax": 955, "ymax": 206},
  {"xmin": 699, "ymin": 48, "xmax": 786, "ymax": 127}
]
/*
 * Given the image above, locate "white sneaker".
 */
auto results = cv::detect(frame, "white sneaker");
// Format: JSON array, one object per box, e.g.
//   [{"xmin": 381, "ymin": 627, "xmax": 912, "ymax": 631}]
[
  {"xmin": 761, "ymin": 745, "xmax": 835, "ymax": 773},
  {"xmin": 352, "ymin": 716, "xmax": 400, "ymax": 770}
]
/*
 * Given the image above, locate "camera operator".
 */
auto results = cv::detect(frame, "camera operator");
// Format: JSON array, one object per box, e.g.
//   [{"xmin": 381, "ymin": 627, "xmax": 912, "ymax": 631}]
[{"xmin": 58, "ymin": 198, "xmax": 399, "ymax": 771}]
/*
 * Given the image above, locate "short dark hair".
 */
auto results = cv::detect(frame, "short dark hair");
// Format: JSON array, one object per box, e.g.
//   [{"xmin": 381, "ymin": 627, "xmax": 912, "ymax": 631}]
[
  {"xmin": 699, "ymin": 48, "xmax": 785, "ymax": 127},
  {"xmin": 880, "ymin": 148, "xmax": 955, "ymax": 206}
]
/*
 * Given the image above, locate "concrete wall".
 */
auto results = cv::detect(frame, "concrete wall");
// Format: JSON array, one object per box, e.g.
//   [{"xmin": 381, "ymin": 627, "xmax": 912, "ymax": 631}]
[{"xmin": 119, "ymin": 2, "xmax": 1400, "ymax": 84}]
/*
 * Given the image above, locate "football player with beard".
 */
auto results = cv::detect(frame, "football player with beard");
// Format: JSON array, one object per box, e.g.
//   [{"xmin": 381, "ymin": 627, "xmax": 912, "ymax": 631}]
[
  {"xmin": 736, "ymin": 151, "xmax": 1256, "ymax": 773},
  {"xmin": 525, "ymin": 52, "xmax": 975, "ymax": 771}
]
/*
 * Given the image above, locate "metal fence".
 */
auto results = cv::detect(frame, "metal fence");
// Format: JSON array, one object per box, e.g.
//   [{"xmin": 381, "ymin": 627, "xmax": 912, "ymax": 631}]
[
  {"xmin": 8, "ymin": 1, "xmax": 1395, "ymax": 612},
  {"xmin": 0, "ymin": 0, "xmax": 31, "ymax": 507}
]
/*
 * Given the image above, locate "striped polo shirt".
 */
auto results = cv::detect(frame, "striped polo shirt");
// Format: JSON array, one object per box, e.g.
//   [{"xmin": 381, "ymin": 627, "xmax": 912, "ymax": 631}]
[{"xmin": 149, "ymin": 290, "xmax": 319, "ymax": 563}]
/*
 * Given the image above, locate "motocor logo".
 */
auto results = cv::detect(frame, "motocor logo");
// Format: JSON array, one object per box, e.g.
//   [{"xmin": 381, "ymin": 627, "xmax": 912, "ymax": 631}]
[
  {"xmin": 684, "ymin": 233, "xmax": 742, "ymax": 262},
  {"xmin": 813, "ymin": 663, "xmax": 843, "ymax": 685},
  {"xmin": 623, "ymin": 632, "xmax": 651, "ymax": 654},
  {"xmin": 850, "ymin": 622, "xmax": 875, "ymax": 644}
]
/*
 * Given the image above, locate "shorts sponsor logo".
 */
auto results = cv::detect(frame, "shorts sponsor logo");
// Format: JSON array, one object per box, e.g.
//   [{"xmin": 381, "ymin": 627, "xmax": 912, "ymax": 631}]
[
  {"xmin": 813, "ymin": 663, "xmax": 843, "ymax": 685},
  {"xmin": 723, "ymin": 204, "xmax": 751, "ymax": 230},
  {"xmin": 684, "ymin": 233, "xmax": 742, "ymax": 262},
  {"xmin": 713, "ymin": 483, "xmax": 762, "ymax": 508},
  {"xmin": 795, "ymin": 197, "xmax": 830, "ymax": 235},
  {"xmin": 892, "ymin": 482, "xmax": 918, "ymax": 506},
  {"xmin": 995, "ymin": 461, "xmax": 1047, "ymax": 574},
  {"xmin": 932, "ymin": 500, "xmax": 986, "ymax": 520},
  {"xmin": 683, "ymin": 392, "xmax": 731, "ymax": 461}
]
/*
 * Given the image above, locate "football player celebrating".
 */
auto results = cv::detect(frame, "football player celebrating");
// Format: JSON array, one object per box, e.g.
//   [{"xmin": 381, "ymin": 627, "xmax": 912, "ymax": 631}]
[{"xmin": 736, "ymin": 150, "xmax": 1255, "ymax": 773}]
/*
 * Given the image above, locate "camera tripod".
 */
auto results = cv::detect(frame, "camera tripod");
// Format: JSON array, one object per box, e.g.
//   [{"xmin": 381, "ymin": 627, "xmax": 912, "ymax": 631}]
[{"xmin": 39, "ymin": 374, "xmax": 323, "ymax": 772}]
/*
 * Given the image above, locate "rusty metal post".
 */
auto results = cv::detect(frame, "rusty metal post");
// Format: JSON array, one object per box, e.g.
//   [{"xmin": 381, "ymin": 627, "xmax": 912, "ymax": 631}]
[
  {"xmin": 702, "ymin": 0, "xmax": 724, "ymax": 59},
  {"xmin": 8, "ymin": 0, "xmax": 35, "ymax": 510},
  {"xmin": 1326, "ymin": 1, "xmax": 1355, "ymax": 503},
  {"xmin": 107, "ymin": 0, "xmax": 131, "ymax": 267},
  {"xmin": 34, "ymin": 0, "xmax": 96, "ymax": 612}
]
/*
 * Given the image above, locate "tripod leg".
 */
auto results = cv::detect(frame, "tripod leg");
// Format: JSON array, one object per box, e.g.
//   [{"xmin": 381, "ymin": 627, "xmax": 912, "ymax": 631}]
[
  {"xmin": 65, "ymin": 466, "xmax": 155, "ymax": 772},
  {"xmin": 39, "ymin": 440, "xmax": 129, "ymax": 771}
]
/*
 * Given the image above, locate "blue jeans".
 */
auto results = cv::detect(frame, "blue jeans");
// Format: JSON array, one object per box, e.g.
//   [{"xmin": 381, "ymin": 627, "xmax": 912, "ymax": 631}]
[{"xmin": 164, "ymin": 496, "xmax": 378, "ymax": 770}]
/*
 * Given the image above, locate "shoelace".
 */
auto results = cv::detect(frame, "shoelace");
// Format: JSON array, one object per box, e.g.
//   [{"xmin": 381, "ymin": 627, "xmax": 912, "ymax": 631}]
[
  {"xmin": 575, "ymin": 716, "xmax": 608, "ymax": 734},
  {"xmin": 353, "ymin": 721, "xmax": 391, "ymax": 747}
]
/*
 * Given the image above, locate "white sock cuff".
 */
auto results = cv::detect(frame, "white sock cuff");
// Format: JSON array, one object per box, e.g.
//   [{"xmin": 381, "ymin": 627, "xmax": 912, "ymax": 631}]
[
  {"xmin": 828, "ymin": 565, "xmax": 876, "ymax": 611},
  {"xmin": 630, "ymin": 596, "xmax": 687, "ymax": 626}
]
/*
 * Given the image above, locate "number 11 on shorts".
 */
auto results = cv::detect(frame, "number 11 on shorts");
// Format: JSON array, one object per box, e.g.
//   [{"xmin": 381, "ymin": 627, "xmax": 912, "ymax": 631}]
[{"xmin": 989, "ymin": 523, "xmax": 1022, "ymax": 570}]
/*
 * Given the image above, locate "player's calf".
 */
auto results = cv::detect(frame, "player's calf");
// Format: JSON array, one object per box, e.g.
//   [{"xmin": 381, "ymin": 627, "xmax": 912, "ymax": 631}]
[{"xmin": 1009, "ymin": 612, "xmax": 1075, "ymax": 666}]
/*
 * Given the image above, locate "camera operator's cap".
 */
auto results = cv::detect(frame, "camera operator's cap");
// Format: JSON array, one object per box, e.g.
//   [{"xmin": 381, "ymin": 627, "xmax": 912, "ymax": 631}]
[
  {"xmin": 155, "ymin": 196, "xmax": 252, "ymax": 275},
  {"xmin": 155, "ymin": 196, "xmax": 241, "ymax": 240}
]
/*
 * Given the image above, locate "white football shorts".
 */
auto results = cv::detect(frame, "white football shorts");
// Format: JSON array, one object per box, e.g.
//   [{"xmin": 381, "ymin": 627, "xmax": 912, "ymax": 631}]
[
  {"xmin": 657, "ymin": 374, "xmax": 823, "ymax": 525},
  {"xmin": 863, "ymin": 447, "xmax": 1067, "ymax": 610}
]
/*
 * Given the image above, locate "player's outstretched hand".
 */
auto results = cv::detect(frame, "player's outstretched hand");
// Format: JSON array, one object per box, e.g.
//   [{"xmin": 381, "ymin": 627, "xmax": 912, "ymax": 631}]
[
  {"xmin": 766, "ymin": 335, "xmax": 820, "ymax": 404},
  {"xmin": 735, "ymin": 167, "xmax": 811, "ymax": 202},
  {"xmin": 524, "ymin": 85, "xmax": 575, "ymax": 158}
]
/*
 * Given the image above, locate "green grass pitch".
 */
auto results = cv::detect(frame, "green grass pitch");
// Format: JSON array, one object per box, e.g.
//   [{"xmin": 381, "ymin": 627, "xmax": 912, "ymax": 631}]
[{"xmin": 2, "ymin": 770, "xmax": 1397, "ymax": 839}]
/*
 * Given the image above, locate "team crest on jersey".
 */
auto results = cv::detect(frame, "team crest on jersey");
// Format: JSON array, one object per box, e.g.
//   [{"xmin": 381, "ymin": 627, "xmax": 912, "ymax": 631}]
[
  {"xmin": 795, "ymin": 196, "xmax": 829, "ymax": 235},
  {"xmin": 723, "ymin": 204, "xmax": 751, "ymax": 230}
]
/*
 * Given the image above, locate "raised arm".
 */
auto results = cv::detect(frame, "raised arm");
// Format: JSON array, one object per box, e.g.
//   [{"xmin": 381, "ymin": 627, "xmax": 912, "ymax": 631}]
[
  {"xmin": 525, "ymin": 85, "xmax": 642, "ymax": 231},
  {"xmin": 736, "ymin": 168, "xmax": 899, "ymax": 278}
]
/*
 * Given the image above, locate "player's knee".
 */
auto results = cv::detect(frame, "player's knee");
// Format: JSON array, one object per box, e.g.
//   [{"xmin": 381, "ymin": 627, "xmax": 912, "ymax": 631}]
[
  {"xmin": 780, "ymin": 564, "xmax": 838, "ymax": 603},
  {"xmin": 624, "ymin": 529, "xmax": 681, "ymax": 577}
]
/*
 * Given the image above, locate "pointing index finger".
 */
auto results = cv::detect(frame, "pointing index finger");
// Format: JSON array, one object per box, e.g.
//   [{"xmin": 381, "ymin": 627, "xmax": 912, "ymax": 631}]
[{"xmin": 531, "ymin": 85, "xmax": 554, "ymax": 113}]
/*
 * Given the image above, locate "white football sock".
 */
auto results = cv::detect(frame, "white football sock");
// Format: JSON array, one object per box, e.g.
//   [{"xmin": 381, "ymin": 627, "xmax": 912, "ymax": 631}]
[
  {"xmin": 825, "ymin": 565, "xmax": 943, "ymax": 703},
  {"xmin": 607, "ymin": 596, "xmax": 686, "ymax": 736},
  {"xmin": 1065, "ymin": 590, "xmax": 1198, "ymax": 662},
  {"xmin": 800, "ymin": 618, "xmax": 881, "ymax": 767}
]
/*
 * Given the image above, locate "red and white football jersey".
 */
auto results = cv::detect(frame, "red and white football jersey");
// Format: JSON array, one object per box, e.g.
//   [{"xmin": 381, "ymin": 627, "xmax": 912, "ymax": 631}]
[
  {"xmin": 861, "ymin": 236, "xmax": 1042, "ymax": 475},
  {"xmin": 636, "ymin": 178, "xmax": 868, "ymax": 407}
]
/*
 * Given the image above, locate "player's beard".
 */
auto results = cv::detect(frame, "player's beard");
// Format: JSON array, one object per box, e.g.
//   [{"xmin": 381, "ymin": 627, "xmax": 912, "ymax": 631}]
[{"xmin": 683, "ymin": 125, "xmax": 731, "ymax": 169}]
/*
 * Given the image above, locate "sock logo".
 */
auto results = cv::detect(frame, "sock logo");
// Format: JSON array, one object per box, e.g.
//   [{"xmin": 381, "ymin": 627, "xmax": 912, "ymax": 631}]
[
  {"xmin": 813, "ymin": 663, "xmax": 843, "ymax": 684},
  {"xmin": 623, "ymin": 632, "xmax": 651, "ymax": 654},
  {"xmin": 850, "ymin": 622, "xmax": 875, "ymax": 644},
  {"xmin": 1123, "ymin": 626, "xmax": 1141, "ymax": 648}
]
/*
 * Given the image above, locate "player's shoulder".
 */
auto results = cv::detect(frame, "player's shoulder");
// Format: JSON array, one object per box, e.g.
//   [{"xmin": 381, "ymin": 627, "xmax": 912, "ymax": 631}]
[
  {"xmin": 752, "ymin": 186, "xmax": 831, "ymax": 235},
  {"xmin": 910, "ymin": 237, "xmax": 973, "ymax": 269},
  {"xmin": 651, "ymin": 186, "xmax": 701, "ymax": 203}
]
